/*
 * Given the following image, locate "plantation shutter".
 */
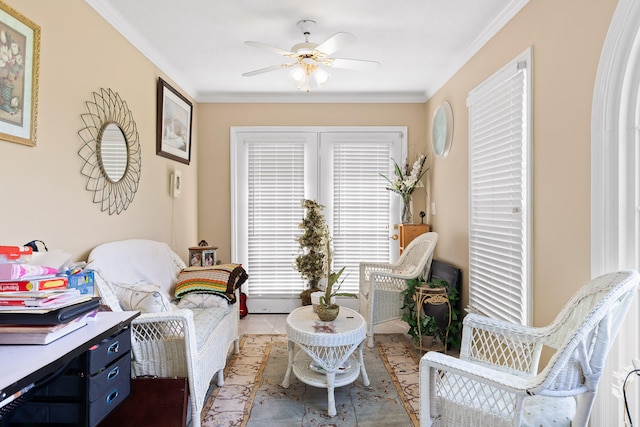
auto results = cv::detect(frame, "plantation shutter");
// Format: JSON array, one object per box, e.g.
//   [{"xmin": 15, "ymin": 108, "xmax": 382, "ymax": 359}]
[
  {"xmin": 320, "ymin": 133, "xmax": 399, "ymax": 294},
  {"xmin": 467, "ymin": 48, "xmax": 532, "ymax": 325},
  {"xmin": 244, "ymin": 134, "xmax": 316, "ymax": 296}
]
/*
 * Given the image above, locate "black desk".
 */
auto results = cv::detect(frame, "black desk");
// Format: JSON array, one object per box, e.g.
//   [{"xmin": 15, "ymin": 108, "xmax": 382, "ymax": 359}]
[{"xmin": 0, "ymin": 311, "xmax": 139, "ymax": 425}]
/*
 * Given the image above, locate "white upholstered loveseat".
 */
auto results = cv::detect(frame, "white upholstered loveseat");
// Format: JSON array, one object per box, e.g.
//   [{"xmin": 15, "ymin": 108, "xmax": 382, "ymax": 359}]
[{"xmin": 87, "ymin": 239, "xmax": 240, "ymax": 427}]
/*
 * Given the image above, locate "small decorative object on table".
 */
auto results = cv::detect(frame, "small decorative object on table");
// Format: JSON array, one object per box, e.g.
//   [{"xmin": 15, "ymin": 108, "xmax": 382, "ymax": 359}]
[
  {"xmin": 188, "ymin": 244, "xmax": 218, "ymax": 267},
  {"xmin": 380, "ymin": 154, "xmax": 429, "ymax": 224},
  {"xmin": 312, "ymin": 321, "xmax": 336, "ymax": 333}
]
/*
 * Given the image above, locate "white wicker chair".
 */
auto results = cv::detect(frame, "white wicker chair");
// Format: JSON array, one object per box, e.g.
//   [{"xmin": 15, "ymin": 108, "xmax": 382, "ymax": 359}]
[
  {"xmin": 87, "ymin": 239, "xmax": 240, "ymax": 427},
  {"xmin": 420, "ymin": 269, "xmax": 640, "ymax": 427},
  {"xmin": 359, "ymin": 232, "xmax": 438, "ymax": 347}
]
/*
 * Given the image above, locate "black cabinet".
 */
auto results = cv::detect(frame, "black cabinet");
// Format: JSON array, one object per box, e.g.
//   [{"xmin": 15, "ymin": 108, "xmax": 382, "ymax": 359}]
[{"xmin": 4, "ymin": 328, "xmax": 131, "ymax": 426}]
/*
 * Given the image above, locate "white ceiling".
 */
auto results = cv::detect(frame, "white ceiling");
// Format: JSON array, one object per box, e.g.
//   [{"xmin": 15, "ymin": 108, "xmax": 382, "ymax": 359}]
[{"xmin": 87, "ymin": 0, "xmax": 528, "ymax": 103}]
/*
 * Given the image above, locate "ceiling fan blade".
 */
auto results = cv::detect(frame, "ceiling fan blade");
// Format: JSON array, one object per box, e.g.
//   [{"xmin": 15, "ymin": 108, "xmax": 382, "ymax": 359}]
[
  {"xmin": 326, "ymin": 58, "xmax": 380, "ymax": 71},
  {"xmin": 245, "ymin": 41, "xmax": 294, "ymax": 57},
  {"xmin": 242, "ymin": 64, "xmax": 290, "ymax": 77},
  {"xmin": 315, "ymin": 32, "xmax": 356, "ymax": 56}
]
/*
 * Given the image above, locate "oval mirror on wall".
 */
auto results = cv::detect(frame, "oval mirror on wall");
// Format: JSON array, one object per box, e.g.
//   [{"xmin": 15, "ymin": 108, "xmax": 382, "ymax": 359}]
[
  {"xmin": 99, "ymin": 123, "xmax": 128, "ymax": 182},
  {"xmin": 78, "ymin": 88, "xmax": 141, "ymax": 215}
]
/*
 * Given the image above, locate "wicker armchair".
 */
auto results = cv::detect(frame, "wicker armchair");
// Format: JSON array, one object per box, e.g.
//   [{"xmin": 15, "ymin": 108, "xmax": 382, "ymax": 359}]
[
  {"xmin": 420, "ymin": 270, "xmax": 640, "ymax": 427},
  {"xmin": 359, "ymin": 232, "xmax": 438, "ymax": 347},
  {"xmin": 88, "ymin": 239, "xmax": 239, "ymax": 427}
]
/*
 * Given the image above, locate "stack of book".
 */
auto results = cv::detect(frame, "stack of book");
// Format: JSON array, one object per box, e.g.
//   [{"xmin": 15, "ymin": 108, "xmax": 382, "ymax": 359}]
[{"xmin": 0, "ymin": 276, "xmax": 100, "ymax": 345}]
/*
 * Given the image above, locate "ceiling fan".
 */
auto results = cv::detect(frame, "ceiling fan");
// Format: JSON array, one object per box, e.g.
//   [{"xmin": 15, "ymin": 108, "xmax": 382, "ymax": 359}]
[{"xmin": 242, "ymin": 20, "xmax": 380, "ymax": 92}]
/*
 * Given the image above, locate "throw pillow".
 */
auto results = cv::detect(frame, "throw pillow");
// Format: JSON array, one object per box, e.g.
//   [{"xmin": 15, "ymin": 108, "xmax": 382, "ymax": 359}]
[
  {"xmin": 176, "ymin": 293, "xmax": 229, "ymax": 309},
  {"xmin": 110, "ymin": 282, "xmax": 172, "ymax": 313},
  {"xmin": 174, "ymin": 264, "xmax": 249, "ymax": 304}
]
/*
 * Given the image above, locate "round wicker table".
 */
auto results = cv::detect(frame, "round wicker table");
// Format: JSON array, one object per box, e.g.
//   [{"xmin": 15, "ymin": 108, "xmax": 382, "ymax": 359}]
[{"xmin": 282, "ymin": 305, "xmax": 370, "ymax": 416}]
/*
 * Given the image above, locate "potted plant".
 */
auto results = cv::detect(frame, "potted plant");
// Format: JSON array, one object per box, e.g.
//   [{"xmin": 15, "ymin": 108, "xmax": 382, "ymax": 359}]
[
  {"xmin": 401, "ymin": 277, "xmax": 461, "ymax": 350},
  {"xmin": 316, "ymin": 238, "xmax": 357, "ymax": 322},
  {"xmin": 296, "ymin": 200, "xmax": 328, "ymax": 305},
  {"xmin": 380, "ymin": 154, "xmax": 429, "ymax": 224}
]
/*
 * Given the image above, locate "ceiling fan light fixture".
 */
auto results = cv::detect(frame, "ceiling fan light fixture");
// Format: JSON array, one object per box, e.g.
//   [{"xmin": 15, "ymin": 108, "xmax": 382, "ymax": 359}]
[
  {"xmin": 313, "ymin": 67, "xmax": 329, "ymax": 86},
  {"xmin": 244, "ymin": 20, "xmax": 378, "ymax": 92},
  {"xmin": 289, "ymin": 64, "xmax": 307, "ymax": 85}
]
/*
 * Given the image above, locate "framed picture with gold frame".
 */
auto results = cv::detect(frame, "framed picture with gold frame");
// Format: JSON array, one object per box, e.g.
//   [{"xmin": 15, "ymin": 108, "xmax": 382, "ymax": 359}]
[{"xmin": 0, "ymin": 2, "xmax": 40, "ymax": 147}]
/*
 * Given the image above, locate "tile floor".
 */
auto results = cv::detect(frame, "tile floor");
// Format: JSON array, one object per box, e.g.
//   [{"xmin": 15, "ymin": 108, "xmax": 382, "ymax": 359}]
[{"xmin": 239, "ymin": 312, "xmax": 409, "ymax": 336}]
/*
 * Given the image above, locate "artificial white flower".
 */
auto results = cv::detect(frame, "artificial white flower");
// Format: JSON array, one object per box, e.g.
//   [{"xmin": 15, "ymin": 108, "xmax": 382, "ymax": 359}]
[{"xmin": 380, "ymin": 154, "xmax": 428, "ymax": 200}]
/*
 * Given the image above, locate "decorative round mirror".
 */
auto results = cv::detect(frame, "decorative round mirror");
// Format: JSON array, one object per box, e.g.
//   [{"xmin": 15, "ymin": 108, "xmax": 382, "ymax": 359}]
[{"xmin": 78, "ymin": 88, "xmax": 141, "ymax": 215}]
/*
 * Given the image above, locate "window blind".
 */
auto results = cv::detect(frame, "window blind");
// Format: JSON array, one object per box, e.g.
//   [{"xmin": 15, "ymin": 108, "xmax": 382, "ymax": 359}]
[
  {"xmin": 233, "ymin": 127, "xmax": 405, "ymax": 311},
  {"xmin": 247, "ymin": 141, "xmax": 306, "ymax": 296},
  {"xmin": 467, "ymin": 48, "xmax": 532, "ymax": 325},
  {"xmin": 329, "ymin": 139, "xmax": 392, "ymax": 294}
]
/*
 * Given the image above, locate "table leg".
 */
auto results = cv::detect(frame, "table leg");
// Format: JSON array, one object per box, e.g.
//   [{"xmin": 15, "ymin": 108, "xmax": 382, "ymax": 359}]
[
  {"xmin": 282, "ymin": 340, "xmax": 294, "ymax": 388},
  {"xmin": 357, "ymin": 342, "xmax": 370, "ymax": 386},
  {"xmin": 326, "ymin": 372, "xmax": 336, "ymax": 417}
]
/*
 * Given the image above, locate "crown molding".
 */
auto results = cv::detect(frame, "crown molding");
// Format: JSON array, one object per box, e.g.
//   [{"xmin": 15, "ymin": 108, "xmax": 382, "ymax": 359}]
[
  {"xmin": 86, "ymin": 0, "xmax": 527, "ymax": 104},
  {"xmin": 424, "ymin": 0, "xmax": 531, "ymax": 100},
  {"xmin": 199, "ymin": 91, "xmax": 428, "ymax": 104},
  {"xmin": 85, "ymin": 0, "xmax": 197, "ymax": 99}
]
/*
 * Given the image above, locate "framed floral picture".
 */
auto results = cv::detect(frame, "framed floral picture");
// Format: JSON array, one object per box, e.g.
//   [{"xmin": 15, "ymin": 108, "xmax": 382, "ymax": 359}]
[
  {"xmin": 156, "ymin": 77, "xmax": 192, "ymax": 164},
  {"xmin": 0, "ymin": 2, "xmax": 40, "ymax": 147}
]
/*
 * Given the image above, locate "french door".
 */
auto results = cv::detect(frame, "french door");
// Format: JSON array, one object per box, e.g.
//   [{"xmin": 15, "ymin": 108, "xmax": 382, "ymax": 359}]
[{"xmin": 231, "ymin": 127, "xmax": 406, "ymax": 313}]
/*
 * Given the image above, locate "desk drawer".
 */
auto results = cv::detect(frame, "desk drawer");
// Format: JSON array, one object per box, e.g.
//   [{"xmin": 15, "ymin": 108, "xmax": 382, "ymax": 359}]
[
  {"xmin": 89, "ymin": 354, "xmax": 131, "ymax": 402},
  {"xmin": 88, "ymin": 328, "xmax": 131, "ymax": 374},
  {"xmin": 89, "ymin": 376, "xmax": 130, "ymax": 427}
]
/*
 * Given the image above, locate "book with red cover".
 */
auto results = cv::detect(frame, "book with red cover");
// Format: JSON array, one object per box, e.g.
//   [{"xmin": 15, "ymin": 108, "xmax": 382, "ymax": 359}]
[{"xmin": 0, "ymin": 276, "xmax": 68, "ymax": 292}]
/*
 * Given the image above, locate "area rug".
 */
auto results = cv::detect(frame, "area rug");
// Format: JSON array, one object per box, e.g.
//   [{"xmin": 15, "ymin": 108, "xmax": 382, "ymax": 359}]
[{"xmin": 201, "ymin": 334, "xmax": 420, "ymax": 427}]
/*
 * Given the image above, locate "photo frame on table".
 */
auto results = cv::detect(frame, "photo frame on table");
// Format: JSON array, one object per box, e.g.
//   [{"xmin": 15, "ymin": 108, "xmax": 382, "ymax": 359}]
[
  {"xmin": 0, "ymin": 2, "xmax": 40, "ymax": 147},
  {"xmin": 156, "ymin": 77, "xmax": 192, "ymax": 164}
]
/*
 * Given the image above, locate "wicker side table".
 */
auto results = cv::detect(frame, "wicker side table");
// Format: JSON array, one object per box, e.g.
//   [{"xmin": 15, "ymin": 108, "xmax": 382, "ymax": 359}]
[
  {"xmin": 414, "ymin": 285, "xmax": 451, "ymax": 354},
  {"xmin": 282, "ymin": 306, "xmax": 369, "ymax": 416}
]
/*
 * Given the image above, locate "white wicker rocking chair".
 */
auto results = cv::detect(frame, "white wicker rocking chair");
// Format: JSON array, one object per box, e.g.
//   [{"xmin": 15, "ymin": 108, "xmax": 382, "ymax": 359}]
[
  {"xmin": 359, "ymin": 232, "xmax": 438, "ymax": 347},
  {"xmin": 419, "ymin": 269, "xmax": 640, "ymax": 427}
]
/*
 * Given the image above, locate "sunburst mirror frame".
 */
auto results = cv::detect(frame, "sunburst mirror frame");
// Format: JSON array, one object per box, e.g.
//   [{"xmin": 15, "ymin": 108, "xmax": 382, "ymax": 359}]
[{"xmin": 78, "ymin": 88, "xmax": 141, "ymax": 215}]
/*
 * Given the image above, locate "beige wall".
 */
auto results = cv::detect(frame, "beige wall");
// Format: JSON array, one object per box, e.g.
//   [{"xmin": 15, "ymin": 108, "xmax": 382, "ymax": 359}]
[
  {"xmin": 198, "ymin": 0, "xmax": 619, "ymax": 327},
  {"xmin": 425, "ymin": 0, "xmax": 617, "ymax": 326},
  {"xmin": 0, "ymin": 0, "xmax": 199, "ymax": 262},
  {"xmin": 197, "ymin": 103, "xmax": 426, "ymax": 263},
  {"xmin": 0, "ymin": 0, "xmax": 619, "ymax": 326}
]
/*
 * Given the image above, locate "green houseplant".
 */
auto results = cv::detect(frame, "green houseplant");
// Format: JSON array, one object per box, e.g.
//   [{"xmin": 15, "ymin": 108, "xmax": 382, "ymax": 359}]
[
  {"xmin": 316, "ymin": 238, "xmax": 357, "ymax": 321},
  {"xmin": 401, "ymin": 277, "xmax": 461, "ymax": 349},
  {"xmin": 296, "ymin": 200, "xmax": 328, "ymax": 305},
  {"xmin": 295, "ymin": 199, "xmax": 357, "ymax": 319}
]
